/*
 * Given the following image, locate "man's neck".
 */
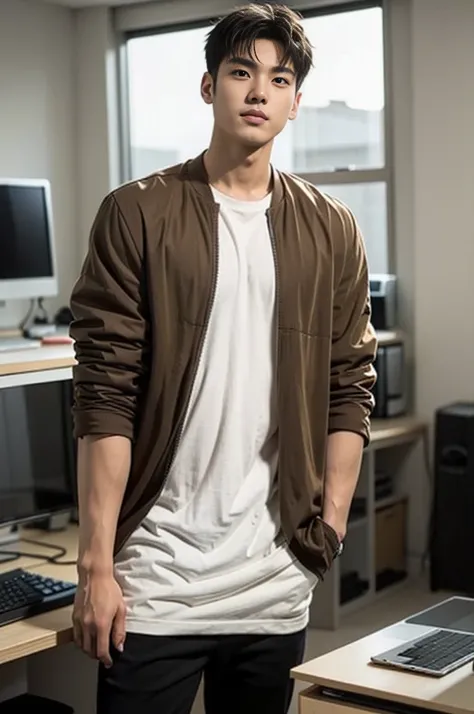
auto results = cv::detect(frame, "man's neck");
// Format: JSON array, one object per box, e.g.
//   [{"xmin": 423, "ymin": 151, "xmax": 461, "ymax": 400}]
[{"xmin": 204, "ymin": 133, "xmax": 273, "ymax": 201}]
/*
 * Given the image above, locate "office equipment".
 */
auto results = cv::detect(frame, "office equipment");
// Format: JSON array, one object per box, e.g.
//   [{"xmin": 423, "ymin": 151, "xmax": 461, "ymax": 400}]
[
  {"xmin": 371, "ymin": 629, "xmax": 474, "ymax": 677},
  {"xmin": 372, "ymin": 341, "xmax": 406, "ymax": 418},
  {"xmin": 0, "ymin": 568, "xmax": 76, "ymax": 628},
  {"xmin": 0, "ymin": 178, "xmax": 58, "ymax": 301},
  {"xmin": 370, "ymin": 597, "xmax": 474, "ymax": 676},
  {"xmin": 369, "ymin": 274, "xmax": 397, "ymax": 330},
  {"xmin": 430, "ymin": 402, "xmax": 474, "ymax": 593},
  {"xmin": 293, "ymin": 606, "xmax": 474, "ymax": 714},
  {"xmin": 0, "ymin": 375, "xmax": 76, "ymax": 556}
]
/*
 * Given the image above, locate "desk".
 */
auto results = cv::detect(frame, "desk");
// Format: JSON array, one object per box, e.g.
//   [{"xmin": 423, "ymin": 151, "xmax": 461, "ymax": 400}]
[
  {"xmin": 0, "ymin": 343, "xmax": 75, "ymax": 379},
  {"xmin": 0, "ymin": 527, "xmax": 78, "ymax": 666},
  {"xmin": 293, "ymin": 625, "xmax": 474, "ymax": 714}
]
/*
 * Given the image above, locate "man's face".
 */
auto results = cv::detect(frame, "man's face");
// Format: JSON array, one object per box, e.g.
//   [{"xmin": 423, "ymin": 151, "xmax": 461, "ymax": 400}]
[{"xmin": 201, "ymin": 39, "xmax": 302, "ymax": 149}]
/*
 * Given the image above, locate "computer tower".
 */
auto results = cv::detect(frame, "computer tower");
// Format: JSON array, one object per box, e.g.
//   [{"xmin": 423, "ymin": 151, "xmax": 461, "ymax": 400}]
[{"xmin": 430, "ymin": 402, "xmax": 474, "ymax": 592}]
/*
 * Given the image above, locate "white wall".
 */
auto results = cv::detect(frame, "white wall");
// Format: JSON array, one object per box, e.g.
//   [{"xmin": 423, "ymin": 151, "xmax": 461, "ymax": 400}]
[
  {"xmin": 411, "ymin": 0, "xmax": 474, "ymax": 421},
  {"xmin": 387, "ymin": 0, "xmax": 474, "ymax": 557},
  {"xmin": 76, "ymin": 6, "xmax": 121, "ymax": 261},
  {"xmin": 0, "ymin": 0, "xmax": 77, "ymax": 328}
]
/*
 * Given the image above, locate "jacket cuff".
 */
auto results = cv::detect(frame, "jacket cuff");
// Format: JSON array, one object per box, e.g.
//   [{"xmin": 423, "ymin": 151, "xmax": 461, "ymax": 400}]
[
  {"xmin": 72, "ymin": 409, "xmax": 135, "ymax": 441},
  {"xmin": 328, "ymin": 405, "xmax": 372, "ymax": 447}
]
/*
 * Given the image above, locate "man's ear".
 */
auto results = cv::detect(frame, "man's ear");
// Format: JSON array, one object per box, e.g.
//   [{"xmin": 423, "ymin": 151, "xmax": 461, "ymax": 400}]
[
  {"xmin": 201, "ymin": 72, "xmax": 214, "ymax": 105},
  {"xmin": 288, "ymin": 91, "xmax": 302, "ymax": 121}
]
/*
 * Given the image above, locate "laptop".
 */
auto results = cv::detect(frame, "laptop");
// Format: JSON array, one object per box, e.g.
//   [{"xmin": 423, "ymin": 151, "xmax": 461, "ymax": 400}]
[{"xmin": 371, "ymin": 596, "xmax": 474, "ymax": 677}]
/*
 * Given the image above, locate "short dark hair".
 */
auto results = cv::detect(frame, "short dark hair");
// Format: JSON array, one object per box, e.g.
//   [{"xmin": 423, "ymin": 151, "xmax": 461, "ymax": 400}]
[{"xmin": 205, "ymin": 3, "xmax": 313, "ymax": 91}]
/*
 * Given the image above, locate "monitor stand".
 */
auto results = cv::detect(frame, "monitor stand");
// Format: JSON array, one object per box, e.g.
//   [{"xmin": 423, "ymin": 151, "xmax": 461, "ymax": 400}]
[{"xmin": 0, "ymin": 525, "xmax": 20, "ymax": 564}]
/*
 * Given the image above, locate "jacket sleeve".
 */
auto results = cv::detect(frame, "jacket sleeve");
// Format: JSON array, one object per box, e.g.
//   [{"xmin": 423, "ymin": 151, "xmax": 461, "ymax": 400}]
[
  {"xmin": 69, "ymin": 192, "xmax": 148, "ymax": 441},
  {"xmin": 328, "ymin": 204, "xmax": 378, "ymax": 446}
]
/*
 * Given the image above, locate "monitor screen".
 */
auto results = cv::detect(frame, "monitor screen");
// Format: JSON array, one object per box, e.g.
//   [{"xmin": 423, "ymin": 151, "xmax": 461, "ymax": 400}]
[
  {"xmin": 0, "ymin": 379, "xmax": 76, "ymax": 528},
  {"xmin": 0, "ymin": 179, "xmax": 58, "ymax": 300}
]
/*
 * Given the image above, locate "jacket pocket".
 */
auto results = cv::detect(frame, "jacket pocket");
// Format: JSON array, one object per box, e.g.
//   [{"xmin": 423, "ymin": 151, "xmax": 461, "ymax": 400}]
[
  {"xmin": 288, "ymin": 516, "xmax": 340, "ymax": 579},
  {"xmin": 319, "ymin": 517, "xmax": 341, "ymax": 562}
]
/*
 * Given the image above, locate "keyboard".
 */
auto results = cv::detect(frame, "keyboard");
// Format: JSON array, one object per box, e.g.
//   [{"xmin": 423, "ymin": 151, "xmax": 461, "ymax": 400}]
[
  {"xmin": 0, "ymin": 568, "xmax": 76, "ymax": 627},
  {"xmin": 397, "ymin": 629, "xmax": 474, "ymax": 674}
]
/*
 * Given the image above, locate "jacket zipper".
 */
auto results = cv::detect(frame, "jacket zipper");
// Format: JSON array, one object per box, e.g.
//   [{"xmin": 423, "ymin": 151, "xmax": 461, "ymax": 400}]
[
  {"xmin": 267, "ymin": 210, "xmax": 324, "ymax": 580},
  {"xmin": 162, "ymin": 204, "xmax": 220, "ymax": 480},
  {"xmin": 266, "ymin": 212, "xmax": 286, "ymax": 536}
]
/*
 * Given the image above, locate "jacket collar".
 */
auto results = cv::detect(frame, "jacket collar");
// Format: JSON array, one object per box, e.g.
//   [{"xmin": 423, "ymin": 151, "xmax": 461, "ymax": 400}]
[{"xmin": 185, "ymin": 151, "xmax": 285, "ymax": 212}]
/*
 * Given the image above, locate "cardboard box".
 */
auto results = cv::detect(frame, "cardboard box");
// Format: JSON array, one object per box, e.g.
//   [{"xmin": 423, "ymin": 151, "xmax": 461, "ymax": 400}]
[{"xmin": 375, "ymin": 498, "xmax": 407, "ymax": 573}]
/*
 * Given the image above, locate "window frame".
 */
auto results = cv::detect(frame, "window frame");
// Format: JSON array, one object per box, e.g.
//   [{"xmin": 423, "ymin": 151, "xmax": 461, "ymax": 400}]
[{"xmin": 116, "ymin": 0, "xmax": 393, "ymax": 271}]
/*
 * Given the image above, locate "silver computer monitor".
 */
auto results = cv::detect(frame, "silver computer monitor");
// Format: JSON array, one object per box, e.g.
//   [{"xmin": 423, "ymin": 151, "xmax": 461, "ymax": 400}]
[{"xmin": 0, "ymin": 178, "xmax": 58, "ymax": 301}]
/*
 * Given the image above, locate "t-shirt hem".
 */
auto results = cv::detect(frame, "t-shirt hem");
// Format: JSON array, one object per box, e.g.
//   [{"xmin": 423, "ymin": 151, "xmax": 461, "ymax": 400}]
[{"xmin": 124, "ymin": 612, "xmax": 309, "ymax": 637}]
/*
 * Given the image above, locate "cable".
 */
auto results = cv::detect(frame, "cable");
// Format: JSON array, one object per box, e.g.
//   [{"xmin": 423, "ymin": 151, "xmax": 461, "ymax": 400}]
[
  {"xmin": 36, "ymin": 297, "xmax": 49, "ymax": 323},
  {"xmin": 0, "ymin": 537, "xmax": 77, "ymax": 567},
  {"xmin": 18, "ymin": 298, "xmax": 36, "ymax": 332}
]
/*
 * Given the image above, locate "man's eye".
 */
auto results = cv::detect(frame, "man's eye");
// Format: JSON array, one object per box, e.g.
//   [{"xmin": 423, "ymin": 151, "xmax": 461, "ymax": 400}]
[
  {"xmin": 274, "ymin": 77, "xmax": 289, "ymax": 85},
  {"xmin": 231, "ymin": 69, "xmax": 249, "ymax": 78}
]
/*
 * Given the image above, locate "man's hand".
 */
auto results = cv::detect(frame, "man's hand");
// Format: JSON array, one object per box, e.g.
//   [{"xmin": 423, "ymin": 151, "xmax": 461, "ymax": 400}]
[{"xmin": 72, "ymin": 571, "xmax": 126, "ymax": 668}]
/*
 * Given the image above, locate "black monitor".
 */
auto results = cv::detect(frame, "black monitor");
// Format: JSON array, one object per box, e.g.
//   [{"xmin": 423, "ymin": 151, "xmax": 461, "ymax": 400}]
[
  {"xmin": 0, "ymin": 179, "xmax": 59, "ymax": 301},
  {"xmin": 0, "ymin": 373, "xmax": 76, "ymax": 556}
]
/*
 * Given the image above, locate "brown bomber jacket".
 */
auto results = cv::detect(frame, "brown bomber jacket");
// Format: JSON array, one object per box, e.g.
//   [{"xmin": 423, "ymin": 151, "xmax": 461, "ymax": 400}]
[{"xmin": 70, "ymin": 153, "xmax": 377, "ymax": 579}]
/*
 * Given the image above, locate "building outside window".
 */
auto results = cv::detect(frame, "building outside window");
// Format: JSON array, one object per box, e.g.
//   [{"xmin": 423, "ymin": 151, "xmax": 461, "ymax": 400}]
[{"xmin": 124, "ymin": 3, "xmax": 389, "ymax": 272}]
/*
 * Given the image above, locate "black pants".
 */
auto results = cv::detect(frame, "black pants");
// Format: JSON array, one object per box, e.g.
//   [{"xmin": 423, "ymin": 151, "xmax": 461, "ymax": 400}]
[{"xmin": 97, "ymin": 629, "xmax": 306, "ymax": 714}]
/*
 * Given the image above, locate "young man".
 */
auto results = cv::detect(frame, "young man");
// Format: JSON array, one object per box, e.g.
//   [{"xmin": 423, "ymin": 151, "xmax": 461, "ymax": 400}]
[{"xmin": 70, "ymin": 4, "xmax": 377, "ymax": 713}]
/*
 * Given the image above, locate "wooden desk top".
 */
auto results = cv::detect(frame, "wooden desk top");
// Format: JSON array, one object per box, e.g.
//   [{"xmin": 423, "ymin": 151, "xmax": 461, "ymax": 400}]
[
  {"xmin": 0, "ymin": 526, "xmax": 77, "ymax": 666},
  {"xmin": 293, "ymin": 626, "xmax": 474, "ymax": 714},
  {"xmin": 370, "ymin": 415, "xmax": 427, "ymax": 448},
  {"xmin": 0, "ymin": 343, "xmax": 76, "ymax": 377}
]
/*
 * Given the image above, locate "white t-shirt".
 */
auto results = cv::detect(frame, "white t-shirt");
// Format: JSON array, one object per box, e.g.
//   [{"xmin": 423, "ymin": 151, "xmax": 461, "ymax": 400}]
[{"xmin": 114, "ymin": 187, "xmax": 317, "ymax": 635}]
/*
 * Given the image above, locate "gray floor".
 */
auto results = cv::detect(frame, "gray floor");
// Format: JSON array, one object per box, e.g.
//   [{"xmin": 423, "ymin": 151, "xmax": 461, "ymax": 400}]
[{"xmin": 190, "ymin": 574, "xmax": 448, "ymax": 714}]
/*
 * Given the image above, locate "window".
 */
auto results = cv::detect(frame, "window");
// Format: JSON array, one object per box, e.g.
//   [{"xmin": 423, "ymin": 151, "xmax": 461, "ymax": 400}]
[{"xmin": 124, "ymin": 3, "xmax": 389, "ymax": 272}]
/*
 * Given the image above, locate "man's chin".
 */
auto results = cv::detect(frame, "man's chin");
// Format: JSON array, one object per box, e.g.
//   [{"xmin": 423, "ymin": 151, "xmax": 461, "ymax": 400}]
[{"xmin": 234, "ymin": 128, "xmax": 274, "ymax": 150}]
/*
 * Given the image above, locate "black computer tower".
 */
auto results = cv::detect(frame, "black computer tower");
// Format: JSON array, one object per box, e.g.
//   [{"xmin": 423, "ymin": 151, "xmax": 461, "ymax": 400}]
[{"xmin": 430, "ymin": 402, "xmax": 474, "ymax": 593}]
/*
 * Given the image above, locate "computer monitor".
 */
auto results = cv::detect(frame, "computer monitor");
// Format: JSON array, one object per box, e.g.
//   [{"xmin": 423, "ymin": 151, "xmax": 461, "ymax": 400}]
[
  {"xmin": 0, "ymin": 178, "xmax": 58, "ymax": 301},
  {"xmin": 0, "ymin": 370, "xmax": 76, "ymax": 559}
]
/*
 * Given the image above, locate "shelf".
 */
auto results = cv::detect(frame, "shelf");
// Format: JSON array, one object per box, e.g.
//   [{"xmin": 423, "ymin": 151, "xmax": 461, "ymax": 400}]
[
  {"xmin": 375, "ymin": 494, "xmax": 407, "ymax": 511},
  {"xmin": 375, "ymin": 569, "xmax": 408, "ymax": 592},
  {"xmin": 340, "ymin": 589, "xmax": 372, "ymax": 614},
  {"xmin": 369, "ymin": 416, "xmax": 427, "ymax": 450},
  {"xmin": 308, "ymin": 416, "xmax": 425, "ymax": 630},
  {"xmin": 347, "ymin": 515, "xmax": 368, "ymax": 531},
  {"xmin": 374, "ymin": 574, "xmax": 409, "ymax": 602}
]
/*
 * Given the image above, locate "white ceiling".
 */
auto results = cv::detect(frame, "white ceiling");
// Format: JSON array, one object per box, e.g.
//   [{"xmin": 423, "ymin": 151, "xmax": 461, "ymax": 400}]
[{"xmin": 32, "ymin": 0, "xmax": 150, "ymax": 7}]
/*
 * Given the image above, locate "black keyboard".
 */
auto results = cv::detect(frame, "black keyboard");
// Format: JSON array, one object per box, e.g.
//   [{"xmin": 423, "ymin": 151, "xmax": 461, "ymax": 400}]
[
  {"xmin": 0, "ymin": 568, "xmax": 76, "ymax": 627},
  {"xmin": 398, "ymin": 629, "xmax": 474, "ymax": 673}
]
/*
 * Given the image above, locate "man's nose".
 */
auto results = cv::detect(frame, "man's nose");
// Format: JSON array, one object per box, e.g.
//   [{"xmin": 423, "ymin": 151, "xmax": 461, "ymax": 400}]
[{"xmin": 248, "ymin": 85, "xmax": 268, "ymax": 105}]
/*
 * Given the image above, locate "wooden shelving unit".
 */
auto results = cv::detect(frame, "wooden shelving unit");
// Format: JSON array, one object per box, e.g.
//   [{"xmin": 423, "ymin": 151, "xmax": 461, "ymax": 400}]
[{"xmin": 309, "ymin": 415, "xmax": 428, "ymax": 630}]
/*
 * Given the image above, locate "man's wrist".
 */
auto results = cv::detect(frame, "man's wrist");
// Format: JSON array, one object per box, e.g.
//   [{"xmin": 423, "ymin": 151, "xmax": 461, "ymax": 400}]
[
  {"xmin": 77, "ymin": 548, "xmax": 114, "ymax": 578},
  {"xmin": 322, "ymin": 506, "xmax": 347, "ymax": 542}
]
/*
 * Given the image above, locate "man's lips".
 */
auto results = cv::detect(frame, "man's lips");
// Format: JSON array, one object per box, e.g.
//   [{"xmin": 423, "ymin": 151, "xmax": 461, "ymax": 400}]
[{"xmin": 241, "ymin": 110, "xmax": 268, "ymax": 125}]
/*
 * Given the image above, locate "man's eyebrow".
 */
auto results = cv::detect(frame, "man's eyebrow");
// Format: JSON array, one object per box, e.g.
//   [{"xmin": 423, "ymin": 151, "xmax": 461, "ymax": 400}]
[{"xmin": 227, "ymin": 56, "xmax": 296, "ymax": 77}]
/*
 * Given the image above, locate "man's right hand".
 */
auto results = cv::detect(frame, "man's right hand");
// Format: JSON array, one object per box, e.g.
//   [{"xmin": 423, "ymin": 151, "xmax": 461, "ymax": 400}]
[{"xmin": 72, "ymin": 571, "xmax": 126, "ymax": 668}]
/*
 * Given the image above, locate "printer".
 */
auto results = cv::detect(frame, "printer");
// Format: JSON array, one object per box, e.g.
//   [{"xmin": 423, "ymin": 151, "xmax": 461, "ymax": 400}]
[
  {"xmin": 369, "ymin": 274, "xmax": 397, "ymax": 331},
  {"xmin": 369, "ymin": 274, "xmax": 406, "ymax": 418}
]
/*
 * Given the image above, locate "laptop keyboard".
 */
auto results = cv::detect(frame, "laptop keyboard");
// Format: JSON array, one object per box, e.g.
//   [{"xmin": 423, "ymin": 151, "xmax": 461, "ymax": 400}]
[{"xmin": 399, "ymin": 629, "xmax": 474, "ymax": 672}]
